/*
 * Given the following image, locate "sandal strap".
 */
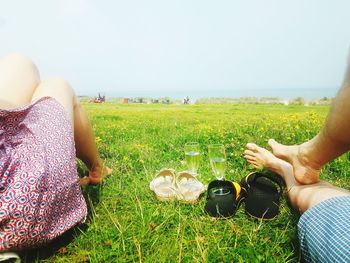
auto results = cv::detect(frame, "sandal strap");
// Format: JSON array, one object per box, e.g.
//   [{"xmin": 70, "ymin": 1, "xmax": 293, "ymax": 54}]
[
  {"xmin": 240, "ymin": 171, "xmax": 285, "ymax": 220},
  {"xmin": 240, "ymin": 171, "xmax": 285, "ymax": 197}
]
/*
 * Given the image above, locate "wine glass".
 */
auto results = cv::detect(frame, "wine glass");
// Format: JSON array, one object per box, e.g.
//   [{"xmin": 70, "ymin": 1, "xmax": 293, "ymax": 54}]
[
  {"xmin": 208, "ymin": 144, "xmax": 226, "ymax": 180},
  {"xmin": 184, "ymin": 142, "xmax": 200, "ymax": 175}
]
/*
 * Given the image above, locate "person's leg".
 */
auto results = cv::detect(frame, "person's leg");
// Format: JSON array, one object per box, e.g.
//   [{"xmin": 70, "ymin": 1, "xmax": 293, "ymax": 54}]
[
  {"xmin": 0, "ymin": 53, "xmax": 40, "ymax": 109},
  {"xmin": 0, "ymin": 53, "xmax": 110, "ymax": 184},
  {"xmin": 244, "ymin": 143, "xmax": 350, "ymax": 213},
  {"xmin": 244, "ymin": 143, "xmax": 350, "ymax": 262},
  {"xmin": 268, "ymin": 51, "xmax": 350, "ymax": 184},
  {"xmin": 31, "ymin": 77, "xmax": 111, "ymax": 185}
]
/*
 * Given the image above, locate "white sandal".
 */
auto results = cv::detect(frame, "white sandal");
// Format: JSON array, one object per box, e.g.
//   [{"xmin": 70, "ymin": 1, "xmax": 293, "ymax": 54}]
[
  {"xmin": 176, "ymin": 171, "xmax": 206, "ymax": 204},
  {"xmin": 150, "ymin": 169, "xmax": 206, "ymax": 203},
  {"xmin": 149, "ymin": 169, "xmax": 177, "ymax": 201}
]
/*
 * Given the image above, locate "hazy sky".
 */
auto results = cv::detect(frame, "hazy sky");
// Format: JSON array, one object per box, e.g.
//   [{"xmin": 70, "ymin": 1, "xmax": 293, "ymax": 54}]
[{"xmin": 1, "ymin": 0, "xmax": 350, "ymax": 97}]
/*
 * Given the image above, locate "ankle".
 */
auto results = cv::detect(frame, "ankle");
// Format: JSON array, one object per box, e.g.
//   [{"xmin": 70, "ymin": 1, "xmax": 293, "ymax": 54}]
[
  {"xmin": 265, "ymin": 158, "xmax": 279, "ymax": 170},
  {"xmin": 297, "ymin": 144, "xmax": 323, "ymax": 171},
  {"xmin": 89, "ymin": 159, "xmax": 103, "ymax": 176}
]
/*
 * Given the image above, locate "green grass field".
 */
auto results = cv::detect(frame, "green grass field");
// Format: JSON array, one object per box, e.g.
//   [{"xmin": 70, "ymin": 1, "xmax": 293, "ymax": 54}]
[{"xmin": 26, "ymin": 103, "xmax": 350, "ymax": 262}]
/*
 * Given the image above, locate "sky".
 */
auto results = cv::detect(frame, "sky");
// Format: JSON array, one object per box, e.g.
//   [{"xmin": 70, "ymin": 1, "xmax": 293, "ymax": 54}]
[{"xmin": 1, "ymin": 0, "xmax": 350, "ymax": 98}]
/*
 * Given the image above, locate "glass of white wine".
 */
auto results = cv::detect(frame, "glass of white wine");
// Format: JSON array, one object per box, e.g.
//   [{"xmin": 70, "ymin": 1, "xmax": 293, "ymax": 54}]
[
  {"xmin": 208, "ymin": 144, "xmax": 226, "ymax": 180},
  {"xmin": 184, "ymin": 142, "xmax": 200, "ymax": 175}
]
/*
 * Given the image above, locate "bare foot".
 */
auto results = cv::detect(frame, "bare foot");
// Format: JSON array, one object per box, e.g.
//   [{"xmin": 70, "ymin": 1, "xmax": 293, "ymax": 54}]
[
  {"xmin": 268, "ymin": 139, "xmax": 321, "ymax": 184},
  {"xmin": 244, "ymin": 143, "xmax": 288, "ymax": 176},
  {"xmin": 79, "ymin": 163, "xmax": 113, "ymax": 186},
  {"xmin": 244, "ymin": 143, "xmax": 297, "ymax": 187}
]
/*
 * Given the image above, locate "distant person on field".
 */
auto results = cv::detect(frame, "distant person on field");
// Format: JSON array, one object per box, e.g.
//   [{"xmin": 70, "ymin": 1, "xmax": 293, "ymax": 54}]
[
  {"xmin": 183, "ymin": 96, "xmax": 190, "ymax": 104},
  {"xmin": 98, "ymin": 93, "xmax": 105, "ymax": 103},
  {"xmin": 244, "ymin": 50, "xmax": 350, "ymax": 262},
  {"xmin": 0, "ymin": 54, "xmax": 111, "ymax": 252}
]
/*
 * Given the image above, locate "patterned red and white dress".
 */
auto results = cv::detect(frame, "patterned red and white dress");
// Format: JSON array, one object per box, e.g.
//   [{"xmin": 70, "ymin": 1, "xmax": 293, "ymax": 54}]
[{"xmin": 0, "ymin": 97, "xmax": 87, "ymax": 251}]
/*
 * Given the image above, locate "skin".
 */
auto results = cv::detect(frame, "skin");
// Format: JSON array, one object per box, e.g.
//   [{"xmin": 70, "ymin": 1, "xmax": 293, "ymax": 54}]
[
  {"xmin": 266, "ymin": 51, "xmax": 350, "ymax": 184},
  {"xmin": 0, "ymin": 53, "xmax": 111, "ymax": 185},
  {"xmin": 244, "ymin": 143, "xmax": 350, "ymax": 213}
]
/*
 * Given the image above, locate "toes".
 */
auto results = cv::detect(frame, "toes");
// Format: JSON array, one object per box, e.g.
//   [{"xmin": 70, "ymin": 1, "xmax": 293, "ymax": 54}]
[
  {"xmin": 104, "ymin": 166, "xmax": 113, "ymax": 176},
  {"xmin": 268, "ymin": 139, "xmax": 283, "ymax": 150},
  {"xmin": 252, "ymin": 164, "xmax": 260, "ymax": 169},
  {"xmin": 268, "ymin": 138, "xmax": 277, "ymax": 147},
  {"xmin": 246, "ymin": 143, "xmax": 258, "ymax": 151},
  {"xmin": 248, "ymin": 161, "xmax": 261, "ymax": 169},
  {"xmin": 244, "ymin": 149, "xmax": 256, "ymax": 156},
  {"xmin": 244, "ymin": 155, "xmax": 256, "ymax": 162},
  {"xmin": 79, "ymin": 176, "xmax": 90, "ymax": 186}
]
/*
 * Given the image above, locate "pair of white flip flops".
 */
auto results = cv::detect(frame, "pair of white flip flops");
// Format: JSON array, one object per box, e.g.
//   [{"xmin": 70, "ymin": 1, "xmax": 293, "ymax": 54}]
[{"xmin": 149, "ymin": 169, "xmax": 206, "ymax": 204}]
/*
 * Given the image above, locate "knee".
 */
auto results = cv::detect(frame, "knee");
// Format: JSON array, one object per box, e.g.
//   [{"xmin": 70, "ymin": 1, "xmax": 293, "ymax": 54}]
[
  {"xmin": 1, "ymin": 53, "xmax": 39, "ymax": 77},
  {"xmin": 41, "ymin": 77, "xmax": 75, "ymax": 96},
  {"xmin": 44, "ymin": 77, "xmax": 71, "ymax": 87},
  {"xmin": 2, "ymin": 53, "xmax": 34, "ymax": 64}
]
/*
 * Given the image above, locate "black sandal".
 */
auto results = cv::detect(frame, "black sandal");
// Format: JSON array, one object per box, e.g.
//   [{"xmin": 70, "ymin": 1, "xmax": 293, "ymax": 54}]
[
  {"xmin": 204, "ymin": 180, "xmax": 244, "ymax": 218},
  {"xmin": 240, "ymin": 172, "xmax": 285, "ymax": 220}
]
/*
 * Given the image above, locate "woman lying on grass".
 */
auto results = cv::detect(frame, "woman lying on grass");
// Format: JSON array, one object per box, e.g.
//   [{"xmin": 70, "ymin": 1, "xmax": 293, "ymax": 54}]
[{"xmin": 0, "ymin": 54, "xmax": 111, "ymax": 253}]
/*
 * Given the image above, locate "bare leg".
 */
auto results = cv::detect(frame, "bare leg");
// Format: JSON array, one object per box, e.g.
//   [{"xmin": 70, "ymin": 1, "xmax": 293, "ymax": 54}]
[
  {"xmin": 0, "ymin": 54, "xmax": 110, "ymax": 185},
  {"xmin": 267, "ymin": 138, "xmax": 322, "ymax": 184},
  {"xmin": 31, "ymin": 78, "xmax": 111, "ymax": 185},
  {"xmin": 244, "ymin": 143, "xmax": 350, "ymax": 213},
  {"xmin": 268, "ymin": 52, "xmax": 350, "ymax": 184},
  {"xmin": 0, "ymin": 53, "xmax": 40, "ymax": 108}
]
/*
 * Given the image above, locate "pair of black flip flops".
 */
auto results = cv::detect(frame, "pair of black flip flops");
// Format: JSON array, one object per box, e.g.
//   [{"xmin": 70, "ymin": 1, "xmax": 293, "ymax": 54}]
[{"xmin": 205, "ymin": 172, "xmax": 285, "ymax": 220}]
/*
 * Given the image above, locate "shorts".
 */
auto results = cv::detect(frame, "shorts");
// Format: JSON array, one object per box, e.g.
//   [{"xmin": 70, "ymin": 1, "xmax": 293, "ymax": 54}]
[{"xmin": 298, "ymin": 196, "xmax": 350, "ymax": 262}]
